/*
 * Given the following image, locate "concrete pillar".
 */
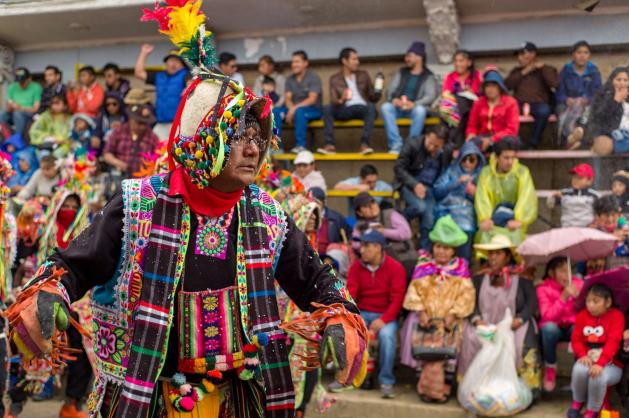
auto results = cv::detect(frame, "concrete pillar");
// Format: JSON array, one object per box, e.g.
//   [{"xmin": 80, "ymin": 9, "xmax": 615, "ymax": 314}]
[
  {"xmin": 0, "ymin": 42, "xmax": 15, "ymax": 83},
  {"xmin": 422, "ymin": 0, "xmax": 460, "ymax": 65}
]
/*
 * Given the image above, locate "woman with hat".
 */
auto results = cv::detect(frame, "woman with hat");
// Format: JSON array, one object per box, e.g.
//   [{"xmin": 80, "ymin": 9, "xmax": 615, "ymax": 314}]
[
  {"xmin": 400, "ymin": 215, "xmax": 475, "ymax": 402},
  {"xmin": 465, "ymin": 68, "xmax": 520, "ymax": 152},
  {"xmin": 458, "ymin": 234, "xmax": 541, "ymax": 395}
]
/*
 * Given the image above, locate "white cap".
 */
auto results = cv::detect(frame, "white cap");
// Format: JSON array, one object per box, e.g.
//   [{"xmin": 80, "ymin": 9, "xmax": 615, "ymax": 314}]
[{"xmin": 294, "ymin": 150, "xmax": 315, "ymax": 165}]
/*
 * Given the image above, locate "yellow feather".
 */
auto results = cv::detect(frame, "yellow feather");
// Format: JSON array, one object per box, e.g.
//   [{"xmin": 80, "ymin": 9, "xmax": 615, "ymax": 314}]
[{"xmin": 160, "ymin": 1, "xmax": 206, "ymax": 46}]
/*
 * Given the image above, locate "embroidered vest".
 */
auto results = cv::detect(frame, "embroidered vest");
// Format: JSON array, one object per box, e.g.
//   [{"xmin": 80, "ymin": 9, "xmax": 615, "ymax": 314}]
[{"xmin": 88, "ymin": 175, "xmax": 293, "ymax": 416}]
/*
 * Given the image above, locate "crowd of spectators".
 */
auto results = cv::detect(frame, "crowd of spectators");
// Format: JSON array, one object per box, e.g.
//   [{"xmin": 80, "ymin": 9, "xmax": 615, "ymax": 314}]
[{"xmin": 1, "ymin": 38, "xmax": 629, "ymax": 417}]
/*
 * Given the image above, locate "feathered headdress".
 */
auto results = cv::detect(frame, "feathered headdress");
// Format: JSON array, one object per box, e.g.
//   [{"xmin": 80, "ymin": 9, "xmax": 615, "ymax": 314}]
[{"xmin": 141, "ymin": 0, "xmax": 280, "ymax": 189}]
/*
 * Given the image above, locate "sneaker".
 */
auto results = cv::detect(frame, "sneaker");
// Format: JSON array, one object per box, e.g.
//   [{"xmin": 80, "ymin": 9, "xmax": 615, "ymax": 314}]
[
  {"xmin": 359, "ymin": 145, "xmax": 374, "ymax": 155},
  {"xmin": 567, "ymin": 140, "xmax": 582, "ymax": 151},
  {"xmin": 567, "ymin": 127, "xmax": 584, "ymax": 145},
  {"xmin": 328, "ymin": 381, "xmax": 352, "ymax": 393},
  {"xmin": 59, "ymin": 400, "xmax": 88, "ymax": 418},
  {"xmin": 380, "ymin": 384, "xmax": 395, "ymax": 399},
  {"xmin": 543, "ymin": 365, "xmax": 557, "ymax": 392},
  {"xmin": 566, "ymin": 408, "xmax": 581, "ymax": 418},
  {"xmin": 289, "ymin": 146, "xmax": 306, "ymax": 154},
  {"xmin": 316, "ymin": 145, "xmax": 337, "ymax": 155},
  {"xmin": 388, "ymin": 149, "xmax": 400, "ymax": 155}
]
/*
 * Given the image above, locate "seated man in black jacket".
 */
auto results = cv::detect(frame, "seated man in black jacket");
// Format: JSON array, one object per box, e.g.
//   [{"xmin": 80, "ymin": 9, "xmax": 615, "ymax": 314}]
[{"xmin": 394, "ymin": 124, "xmax": 451, "ymax": 251}]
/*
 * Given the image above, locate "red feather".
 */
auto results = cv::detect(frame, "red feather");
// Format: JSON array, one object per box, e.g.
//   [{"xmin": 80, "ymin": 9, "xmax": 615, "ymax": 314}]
[
  {"xmin": 140, "ymin": 5, "xmax": 172, "ymax": 31},
  {"xmin": 260, "ymin": 96, "xmax": 272, "ymax": 119}
]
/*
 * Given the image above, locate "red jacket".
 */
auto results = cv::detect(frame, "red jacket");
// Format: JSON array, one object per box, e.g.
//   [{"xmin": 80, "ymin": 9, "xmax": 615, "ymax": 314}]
[
  {"xmin": 466, "ymin": 94, "xmax": 520, "ymax": 142},
  {"xmin": 346, "ymin": 254, "xmax": 406, "ymax": 323},
  {"xmin": 571, "ymin": 307, "xmax": 625, "ymax": 367},
  {"xmin": 67, "ymin": 82, "xmax": 105, "ymax": 118},
  {"xmin": 536, "ymin": 277, "xmax": 584, "ymax": 328}
]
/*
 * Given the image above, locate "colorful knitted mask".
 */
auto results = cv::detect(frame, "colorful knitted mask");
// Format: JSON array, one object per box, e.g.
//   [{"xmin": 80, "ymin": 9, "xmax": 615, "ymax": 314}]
[{"xmin": 142, "ymin": 0, "xmax": 279, "ymax": 189}]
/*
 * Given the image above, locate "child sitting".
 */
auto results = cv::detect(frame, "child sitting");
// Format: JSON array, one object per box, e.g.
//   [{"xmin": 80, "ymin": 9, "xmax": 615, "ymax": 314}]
[
  {"xmin": 567, "ymin": 284, "xmax": 624, "ymax": 418},
  {"xmin": 70, "ymin": 113, "xmax": 99, "ymax": 154},
  {"xmin": 536, "ymin": 256, "xmax": 583, "ymax": 392},
  {"xmin": 261, "ymin": 76, "xmax": 280, "ymax": 104},
  {"xmin": 547, "ymin": 163, "xmax": 600, "ymax": 228},
  {"xmin": 611, "ymin": 170, "xmax": 629, "ymax": 214}
]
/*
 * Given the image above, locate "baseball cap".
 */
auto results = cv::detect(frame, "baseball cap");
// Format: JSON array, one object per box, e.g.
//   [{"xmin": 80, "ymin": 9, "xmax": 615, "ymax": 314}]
[
  {"xmin": 294, "ymin": 150, "xmax": 315, "ymax": 165},
  {"xmin": 14, "ymin": 67, "xmax": 30, "ymax": 82},
  {"xmin": 515, "ymin": 41, "xmax": 537, "ymax": 55},
  {"xmin": 360, "ymin": 230, "xmax": 386, "ymax": 247},
  {"xmin": 569, "ymin": 163, "xmax": 594, "ymax": 180},
  {"xmin": 353, "ymin": 191, "xmax": 375, "ymax": 211}
]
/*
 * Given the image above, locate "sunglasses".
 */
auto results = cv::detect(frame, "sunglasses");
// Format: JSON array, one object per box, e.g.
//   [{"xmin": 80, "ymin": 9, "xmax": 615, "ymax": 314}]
[
  {"xmin": 462, "ymin": 155, "xmax": 478, "ymax": 163},
  {"xmin": 106, "ymin": 101, "xmax": 119, "ymax": 107}
]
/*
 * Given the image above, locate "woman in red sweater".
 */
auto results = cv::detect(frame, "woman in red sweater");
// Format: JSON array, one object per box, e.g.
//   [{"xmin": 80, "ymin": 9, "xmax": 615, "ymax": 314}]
[
  {"xmin": 466, "ymin": 69, "xmax": 520, "ymax": 152},
  {"xmin": 568, "ymin": 284, "xmax": 624, "ymax": 418}
]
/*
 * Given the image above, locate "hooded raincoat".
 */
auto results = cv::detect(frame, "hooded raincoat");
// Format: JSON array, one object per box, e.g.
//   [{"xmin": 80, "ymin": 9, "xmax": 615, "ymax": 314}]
[
  {"xmin": 433, "ymin": 142, "xmax": 486, "ymax": 233},
  {"xmin": 474, "ymin": 154, "xmax": 537, "ymax": 245}
]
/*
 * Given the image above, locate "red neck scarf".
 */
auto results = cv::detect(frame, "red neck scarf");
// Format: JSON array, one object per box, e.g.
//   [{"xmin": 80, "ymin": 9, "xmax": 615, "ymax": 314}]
[{"xmin": 168, "ymin": 166, "xmax": 244, "ymax": 217}]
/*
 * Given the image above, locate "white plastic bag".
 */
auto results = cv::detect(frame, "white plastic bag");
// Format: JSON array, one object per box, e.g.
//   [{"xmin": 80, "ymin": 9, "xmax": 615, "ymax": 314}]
[{"xmin": 457, "ymin": 309, "xmax": 532, "ymax": 416}]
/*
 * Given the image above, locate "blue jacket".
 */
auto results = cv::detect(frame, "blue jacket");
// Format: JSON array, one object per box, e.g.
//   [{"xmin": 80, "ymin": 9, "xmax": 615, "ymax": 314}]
[
  {"xmin": 325, "ymin": 207, "xmax": 351, "ymax": 244},
  {"xmin": 155, "ymin": 69, "xmax": 189, "ymax": 123},
  {"xmin": 1, "ymin": 133, "xmax": 26, "ymax": 169},
  {"xmin": 433, "ymin": 142, "xmax": 486, "ymax": 233},
  {"xmin": 8, "ymin": 146, "xmax": 38, "ymax": 187},
  {"xmin": 555, "ymin": 61, "xmax": 602, "ymax": 105}
]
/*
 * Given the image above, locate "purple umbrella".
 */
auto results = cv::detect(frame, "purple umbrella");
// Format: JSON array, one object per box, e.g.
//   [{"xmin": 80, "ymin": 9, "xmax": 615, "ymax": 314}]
[{"xmin": 575, "ymin": 266, "xmax": 629, "ymax": 312}]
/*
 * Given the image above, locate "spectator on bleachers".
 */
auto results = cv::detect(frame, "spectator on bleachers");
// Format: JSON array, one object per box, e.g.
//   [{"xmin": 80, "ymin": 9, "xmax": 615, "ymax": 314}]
[
  {"xmin": 433, "ymin": 141, "xmax": 486, "ymax": 260},
  {"xmin": 29, "ymin": 94, "xmax": 71, "ymax": 157},
  {"xmin": 611, "ymin": 170, "xmax": 629, "ymax": 214},
  {"xmin": 284, "ymin": 50, "xmax": 323, "ymax": 154},
  {"xmin": 466, "ymin": 69, "xmax": 520, "ymax": 152},
  {"xmin": 459, "ymin": 234, "xmax": 540, "ymax": 393},
  {"xmin": 253, "ymin": 55, "xmax": 285, "ymax": 107},
  {"xmin": 546, "ymin": 163, "xmax": 599, "ymax": 228},
  {"xmin": 93, "ymin": 92, "xmax": 127, "ymax": 145},
  {"xmin": 218, "ymin": 52, "xmax": 245, "ymax": 85},
  {"xmin": 589, "ymin": 67, "xmax": 629, "ymax": 155},
  {"xmin": 8, "ymin": 147, "xmax": 38, "ymax": 193},
  {"xmin": 400, "ymin": 216, "xmax": 473, "ymax": 402},
  {"xmin": 346, "ymin": 230, "xmax": 406, "ymax": 399},
  {"xmin": 505, "ymin": 42, "xmax": 559, "ymax": 149},
  {"xmin": 103, "ymin": 104, "xmax": 159, "ymax": 178},
  {"xmin": 135, "ymin": 44, "xmax": 190, "ymax": 140},
  {"xmin": 536, "ymin": 256, "xmax": 583, "ymax": 393},
  {"xmin": 1, "ymin": 133, "xmax": 26, "ymax": 166},
  {"xmin": 589, "ymin": 195, "xmax": 629, "ymax": 271},
  {"xmin": 440, "ymin": 50, "xmax": 482, "ymax": 148},
  {"xmin": 557, "ymin": 41, "xmax": 602, "ymax": 148},
  {"xmin": 67, "ymin": 65, "xmax": 105, "ymax": 119},
  {"xmin": 568, "ymin": 284, "xmax": 624, "ymax": 418},
  {"xmin": 260, "ymin": 77, "xmax": 279, "ymax": 104},
  {"xmin": 39, "ymin": 65, "xmax": 66, "ymax": 114},
  {"xmin": 352, "ymin": 191, "xmax": 416, "ymax": 276},
  {"xmin": 103, "ymin": 63, "xmax": 131, "ymax": 98},
  {"xmin": 475, "ymin": 137, "xmax": 537, "ymax": 247},
  {"xmin": 292, "ymin": 150, "xmax": 327, "ymax": 192},
  {"xmin": 334, "ymin": 164, "xmax": 393, "ymax": 205},
  {"xmin": 70, "ymin": 113, "xmax": 98, "ymax": 155},
  {"xmin": 0, "ymin": 67, "xmax": 42, "ymax": 136},
  {"xmin": 381, "ymin": 41, "xmax": 439, "ymax": 154},
  {"xmin": 394, "ymin": 123, "xmax": 451, "ymax": 251},
  {"xmin": 309, "ymin": 187, "xmax": 351, "ymax": 255},
  {"xmin": 16, "ymin": 155, "xmax": 60, "ymax": 201},
  {"xmin": 321, "ymin": 47, "xmax": 378, "ymax": 155}
]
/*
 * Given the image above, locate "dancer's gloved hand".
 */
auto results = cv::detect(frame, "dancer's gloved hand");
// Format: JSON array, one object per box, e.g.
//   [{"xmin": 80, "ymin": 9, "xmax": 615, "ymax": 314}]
[
  {"xmin": 320, "ymin": 311, "xmax": 368, "ymax": 387},
  {"xmin": 11, "ymin": 288, "xmax": 69, "ymax": 361}
]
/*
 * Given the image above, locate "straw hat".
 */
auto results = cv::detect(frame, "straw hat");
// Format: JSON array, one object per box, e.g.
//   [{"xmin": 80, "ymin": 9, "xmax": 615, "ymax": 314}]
[
  {"xmin": 474, "ymin": 234, "xmax": 517, "ymax": 259},
  {"xmin": 124, "ymin": 88, "xmax": 152, "ymax": 105}
]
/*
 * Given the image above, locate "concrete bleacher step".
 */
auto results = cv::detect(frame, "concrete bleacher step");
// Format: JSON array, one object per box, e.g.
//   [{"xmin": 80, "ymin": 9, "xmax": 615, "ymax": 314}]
[{"xmin": 310, "ymin": 380, "xmax": 571, "ymax": 418}]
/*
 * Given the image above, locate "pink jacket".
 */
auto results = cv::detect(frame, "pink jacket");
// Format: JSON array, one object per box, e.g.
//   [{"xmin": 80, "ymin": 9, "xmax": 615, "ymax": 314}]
[{"xmin": 536, "ymin": 277, "xmax": 584, "ymax": 327}]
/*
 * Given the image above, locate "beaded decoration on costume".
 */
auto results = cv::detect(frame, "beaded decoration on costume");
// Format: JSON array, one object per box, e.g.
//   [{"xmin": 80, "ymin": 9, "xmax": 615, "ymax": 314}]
[{"xmin": 194, "ymin": 207, "xmax": 235, "ymax": 259}]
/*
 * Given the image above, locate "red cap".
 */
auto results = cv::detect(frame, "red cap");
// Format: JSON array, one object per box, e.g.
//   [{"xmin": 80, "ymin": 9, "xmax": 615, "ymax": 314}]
[{"xmin": 569, "ymin": 163, "xmax": 594, "ymax": 180}]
